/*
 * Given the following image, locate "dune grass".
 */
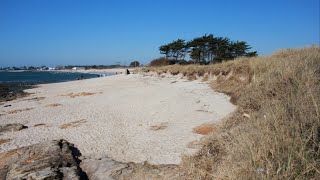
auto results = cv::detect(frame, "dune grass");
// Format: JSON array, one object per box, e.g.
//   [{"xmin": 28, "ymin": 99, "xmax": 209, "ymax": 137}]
[{"xmin": 145, "ymin": 46, "xmax": 320, "ymax": 179}]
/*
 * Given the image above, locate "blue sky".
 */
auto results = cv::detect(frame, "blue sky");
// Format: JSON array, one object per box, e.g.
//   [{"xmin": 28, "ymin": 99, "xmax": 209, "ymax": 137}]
[{"xmin": 0, "ymin": 0, "xmax": 319, "ymax": 67}]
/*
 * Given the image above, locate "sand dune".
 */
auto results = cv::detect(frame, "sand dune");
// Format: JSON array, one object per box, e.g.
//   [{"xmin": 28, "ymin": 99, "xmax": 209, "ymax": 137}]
[{"xmin": 0, "ymin": 73, "xmax": 235, "ymax": 164}]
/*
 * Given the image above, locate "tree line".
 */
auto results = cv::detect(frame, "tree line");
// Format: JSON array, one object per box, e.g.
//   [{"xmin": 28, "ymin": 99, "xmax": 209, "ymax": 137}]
[{"xmin": 159, "ymin": 34, "xmax": 257, "ymax": 64}]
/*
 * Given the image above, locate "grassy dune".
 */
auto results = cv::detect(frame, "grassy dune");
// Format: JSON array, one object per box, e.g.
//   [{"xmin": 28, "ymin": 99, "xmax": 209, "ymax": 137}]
[{"xmin": 145, "ymin": 46, "xmax": 320, "ymax": 179}]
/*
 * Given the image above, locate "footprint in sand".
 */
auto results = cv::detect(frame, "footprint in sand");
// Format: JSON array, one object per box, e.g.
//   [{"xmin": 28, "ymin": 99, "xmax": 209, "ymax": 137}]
[
  {"xmin": 34, "ymin": 123, "xmax": 49, "ymax": 127},
  {"xmin": 60, "ymin": 119, "xmax": 87, "ymax": 129},
  {"xmin": 0, "ymin": 138, "xmax": 11, "ymax": 145},
  {"xmin": 61, "ymin": 92, "xmax": 97, "ymax": 98},
  {"xmin": 45, "ymin": 103, "xmax": 63, "ymax": 107},
  {"xmin": 150, "ymin": 122, "xmax": 168, "ymax": 131},
  {"xmin": 7, "ymin": 108, "xmax": 34, "ymax": 114}
]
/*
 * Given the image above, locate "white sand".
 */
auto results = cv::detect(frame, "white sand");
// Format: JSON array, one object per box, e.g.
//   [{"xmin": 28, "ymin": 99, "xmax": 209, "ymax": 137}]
[{"xmin": 0, "ymin": 74, "xmax": 235, "ymax": 164}]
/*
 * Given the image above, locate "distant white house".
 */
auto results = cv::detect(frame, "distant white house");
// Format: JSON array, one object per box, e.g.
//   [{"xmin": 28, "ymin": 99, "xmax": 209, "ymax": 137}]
[{"xmin": 72, "ymin": 67, "xmax": 85, "ymax": 70}]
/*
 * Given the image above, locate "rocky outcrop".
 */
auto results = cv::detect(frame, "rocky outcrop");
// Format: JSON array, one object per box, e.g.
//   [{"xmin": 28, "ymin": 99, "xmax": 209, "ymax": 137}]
[
  {"xmin": 112, "ymin": 162, "xmax": 181, "ymax": 180},
  {"xmin": 0, "ymin": 139, "xmax": 181, "ymax": 179},
  {"xmin": 80, "ymin": 156, "xmax": 129, "ymax": 180},
  {"xmin": 0, "ymin": 87, "xmax": 28, "ymax": 102},
  {"xmin": 80, "ymin": 156, "xmax": 180, "ymax": 180},
  {"xmin": 0, "ymin": 139, "xmax": 86, "ymax": 180},
  {"xmin": 0, "ymin": 123, "xmax": 27, "ymax": 134}
]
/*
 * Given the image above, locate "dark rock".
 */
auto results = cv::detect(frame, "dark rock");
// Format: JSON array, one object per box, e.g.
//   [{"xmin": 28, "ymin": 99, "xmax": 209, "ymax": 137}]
[
  {"xmin": 0, "ymin": 123, "xmax": 27, "ymax": 134},
  {"xmin": 0, "ymin": 87, "xmax": 28, "ymax": 102},
  {"xmin": 4, "ymin": 105, "xmax": 11, "ymax": 107},
  {"xmin": 0, "ymin": 139, "xmax": 86, "ymax": 180}
]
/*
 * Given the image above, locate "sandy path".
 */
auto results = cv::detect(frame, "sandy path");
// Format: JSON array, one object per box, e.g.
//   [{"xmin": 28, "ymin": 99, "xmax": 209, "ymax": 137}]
[{"xmin": 0, "ymin": 74, "xmax": 235, "ymax": 164}]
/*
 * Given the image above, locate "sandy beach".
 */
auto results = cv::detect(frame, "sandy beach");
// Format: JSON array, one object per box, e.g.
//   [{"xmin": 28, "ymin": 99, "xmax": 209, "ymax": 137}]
[
  {"xmin": 58, "ymin": 68, "xmax": 129, "ymax": 75},
  {"xmin": 0, "ymin": 73, "xmax": 235, "ymax": 165}
]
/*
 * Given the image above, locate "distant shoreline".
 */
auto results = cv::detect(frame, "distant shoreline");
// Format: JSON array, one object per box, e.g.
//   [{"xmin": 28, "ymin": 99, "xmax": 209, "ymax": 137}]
[
  {"xmin": 0, "ymin": 67, "xmax": 131, "ymax": 73},
  {"xmin": 0, "ymin": 68, "xmax": 131, "ymax": 102}
]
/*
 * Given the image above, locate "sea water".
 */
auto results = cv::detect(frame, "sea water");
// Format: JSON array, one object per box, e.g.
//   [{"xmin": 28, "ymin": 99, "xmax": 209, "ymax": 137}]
[{"xmin": 0, "ymin": 71, "xmax": 110, "ymax": 85}]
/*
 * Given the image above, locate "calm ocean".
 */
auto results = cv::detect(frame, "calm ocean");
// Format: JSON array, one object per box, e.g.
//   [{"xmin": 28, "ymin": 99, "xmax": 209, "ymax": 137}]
[{"xmin": 0, "ymin": 71, "xmax": 106, "ymax": 85}]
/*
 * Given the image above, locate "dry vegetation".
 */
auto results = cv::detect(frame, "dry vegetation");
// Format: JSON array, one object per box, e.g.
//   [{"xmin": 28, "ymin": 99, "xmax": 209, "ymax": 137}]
[
  {"xmin": 145, "ymin": 46, "xmax": 320, "ymax": 179},
  {"xmin": 193, "ymin": 123, "xmax": 217, "ymax": 135},
  {"xmin": 149, "ymin": 57, "xmax": 175, "ymax": 66}
]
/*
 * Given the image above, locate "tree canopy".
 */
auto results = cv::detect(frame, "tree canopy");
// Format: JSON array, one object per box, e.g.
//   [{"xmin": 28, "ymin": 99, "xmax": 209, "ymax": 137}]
[
  {"xmin": 159, "ymin": 39, "xmax": 187, "ymax": 60},
  {"xmin": 159, "ymin": 34, "xmax": 257, "ymax": 64},
  {"xmin": 129, "ymin": 61, "xmax": 140, "ymax": 67}
]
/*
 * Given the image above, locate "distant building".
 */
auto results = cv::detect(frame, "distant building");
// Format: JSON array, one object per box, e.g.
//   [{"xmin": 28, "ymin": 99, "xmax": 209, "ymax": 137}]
[
  {"xmin": 54, "ymin": 66, "xmax": 65, "ymax": 70},
  {"xmin": 72, "ymin": 67, "xmax": 85, "ymax": 70},
  {"xmin": 39, "ymin": 66, "xmax": 49, "ymax": 70}
]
